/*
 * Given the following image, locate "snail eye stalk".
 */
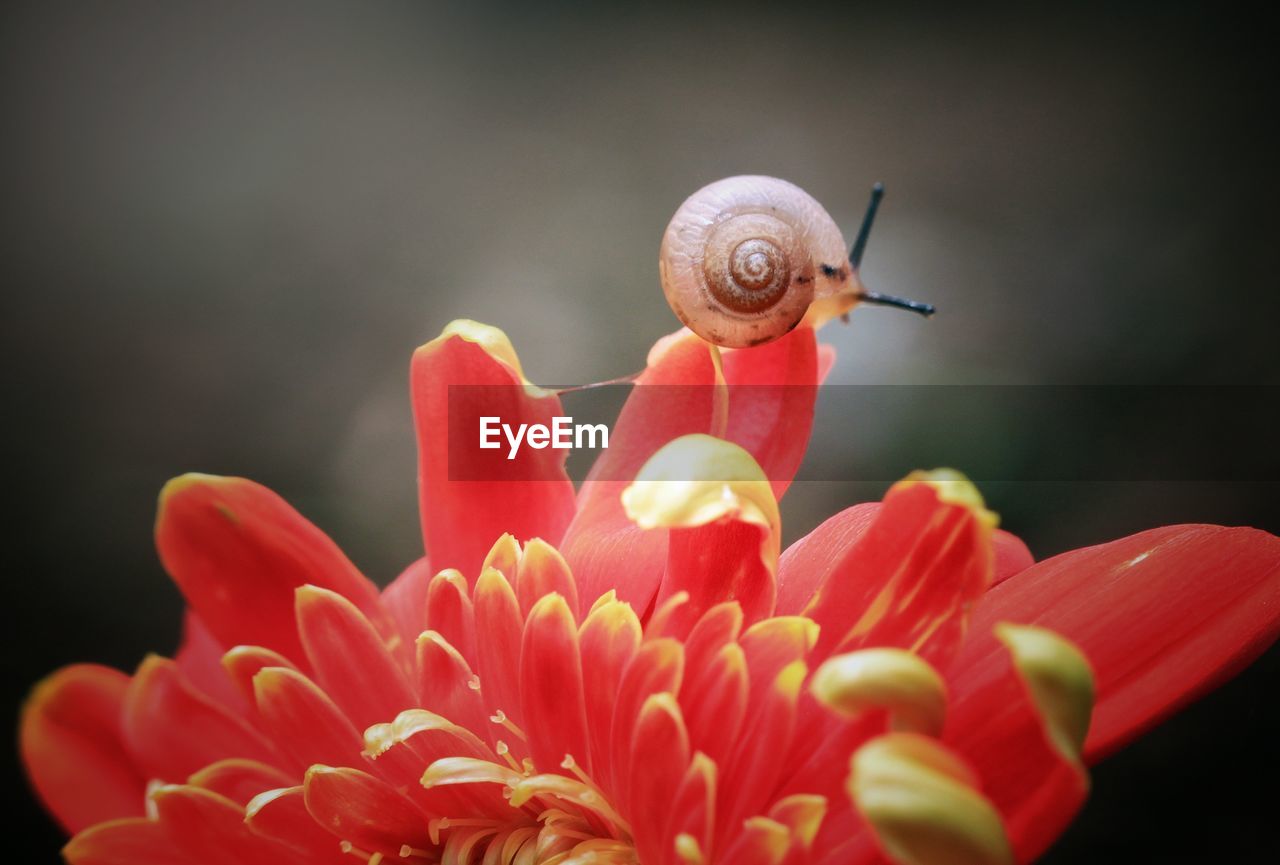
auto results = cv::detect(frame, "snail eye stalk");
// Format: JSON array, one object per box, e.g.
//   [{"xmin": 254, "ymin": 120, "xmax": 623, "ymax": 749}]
[
  {"xmin": 849, "ymin": 182, "xmax": 936, "ymax": 318},
  {"xmin": 849, "ymin": 182, "xmax": 885, "ymax": 269}
]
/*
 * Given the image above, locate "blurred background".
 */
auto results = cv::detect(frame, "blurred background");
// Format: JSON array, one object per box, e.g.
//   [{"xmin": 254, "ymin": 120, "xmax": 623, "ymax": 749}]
[{"xmin": 3, "ymin": 1, "xmax": 1276, "ymax": 860}]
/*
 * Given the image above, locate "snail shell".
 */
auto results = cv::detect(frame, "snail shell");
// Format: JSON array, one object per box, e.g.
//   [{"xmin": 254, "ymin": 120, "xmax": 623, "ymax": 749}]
[{"xmin": 659, "ymin": 175, "xmax": 860, "ymax": 348}]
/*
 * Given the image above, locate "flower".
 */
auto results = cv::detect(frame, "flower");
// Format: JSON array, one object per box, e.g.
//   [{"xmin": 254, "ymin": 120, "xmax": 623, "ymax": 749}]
[{"xmin": 20, "ymin": 320, "xmax": 1280, "ymax": 865}]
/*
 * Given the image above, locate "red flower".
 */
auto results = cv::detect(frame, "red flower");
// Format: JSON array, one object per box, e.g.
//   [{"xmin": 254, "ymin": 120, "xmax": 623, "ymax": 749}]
[{"xmin": 21, "ymin": 321, "xmax": 1279, "ymax": 865}]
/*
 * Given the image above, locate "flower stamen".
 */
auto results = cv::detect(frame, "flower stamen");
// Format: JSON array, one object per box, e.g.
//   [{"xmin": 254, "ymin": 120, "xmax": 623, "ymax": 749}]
[{"xmin": 490, "ymin": 709, "xmax": 529, "ymax": 742}]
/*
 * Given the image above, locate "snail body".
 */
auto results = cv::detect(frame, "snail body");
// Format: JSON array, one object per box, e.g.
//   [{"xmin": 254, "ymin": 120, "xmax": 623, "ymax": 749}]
[{"xmin": 659, "ymin": 175, "xmax": 862, "ymax": 348}]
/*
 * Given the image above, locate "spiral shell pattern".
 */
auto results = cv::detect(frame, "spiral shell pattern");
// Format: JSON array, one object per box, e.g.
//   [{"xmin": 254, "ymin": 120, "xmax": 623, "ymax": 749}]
[{"xmin": 660, "ymin": 176, "xmax": 853, "ymax": 347}]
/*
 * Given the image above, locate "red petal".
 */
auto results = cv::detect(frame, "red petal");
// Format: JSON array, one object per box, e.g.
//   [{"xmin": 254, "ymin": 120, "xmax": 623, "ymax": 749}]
[
  {"xmin": 222, "ymin": 645, "xmax": 298, "ymax": 705},
  {"xmin": 947, "ymin": 631, "xmax": 1089, "ymax": 863},
  {"xmin": 150, "ymin": 784, "xmax": 305, "ymax": 865},
  {"xmin": 381, "ymin": 557, "xmax": 434, "ymax": 645},
  {"xmin": 416, "ymin": 630, "xmax": 489, "ymax": 735},
  {"xmin": 520, "ymin": 593, "xmax": 592, "ymax": 775},
  {"xmin": 562, "ymin": 330, "xmax": 725, "ymax": 611},
  {"xmin": 20, "ymin": 665, "xmax": 147, "ymax": 833},
  {"xmin": 303, "ymin": 765, "xmax": 433, "ymax": 856},
  {"xmin": 410, "ymin": 322, "xmax": 576, "ymax": 577},
  {"xmin": 516, "ymin": 538, "xmax": 579, "ymax": 619},
  {"xmin": 63, "ymin": 819, "xmax": 186, "ymax": 865},
  {"xmin": 252, "ymin": 667, "xmax": 364, "ymax": 773},
  {"xmin": 992, "ymin": 530, "xmax": 1035, "ymax": 587},
  {"xmin": 803, "ymin": 479, "xmax": 995, "ymax": 668},
  {"xmin": 122, "ymin": 656, "xmax": 276, "ymax": 780},
  {"xmin": 776, "ymin": 503, "xmax": 880, "ymax": 616},
  {"xmin": 778, "ymin": 501, "xmax": 1028, "ymax": 615},
  {"xmin": 471, "ymin": 568, "xmax": 526, "ymax": 738},
  {"xmin": 187, "ymin": 758, "xmax": 295, "ymax": 806},
  {"xmin": 295, "ymin": 585, "xmax": 416, "ymax": 731},
  {"xmin": 245, "ymin": 786, "xmax": 346, "ymax": 863},
  {"xmin": 578, "ymin": 597, "xmax": 643, "ymax": 781},
  {"xmin": 425, "ymin": 568, "xmax": 478, "ymax": 667},
  {"xmin": 155, "ymin": 474, "xmax": 390, "ymax": 667},
  {"xmin": 666, "ymin": 754, "xmax": 717, "ymax": 865},
  {"xmin": 175, "ymin": 611, "xmax": 247, "ymax": 712},
  {"xmin": 628, "ymin": 694, "xmax": 691, "ymax": 865},
  {"xmin": 720, "ymin": 325, "xmax": 819, "ymax": 500},
  {"xmin": 607, "ymin": 638, "xmax": 685, "ymax": 800},
  {"xmin": 964, "ymin": 524, "xmax": 1280, "ymax": 762},
  {"xmin": 680, "ymin": 642, "xmax": 749, "ymax": 771},
  {"xmin": 659, "ymin": 520, "xmax": 776, "ymax": 638}
]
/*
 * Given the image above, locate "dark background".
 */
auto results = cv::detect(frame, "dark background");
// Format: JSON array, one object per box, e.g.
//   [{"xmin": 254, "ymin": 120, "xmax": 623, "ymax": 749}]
[{"xmin": 3, "ymin": 1, "xmax": 1276, "ymax": 860}]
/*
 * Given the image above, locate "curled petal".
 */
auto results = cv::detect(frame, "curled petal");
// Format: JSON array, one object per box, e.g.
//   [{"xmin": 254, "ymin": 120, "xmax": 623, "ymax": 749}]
[
  {"xmin": 811, "ymin": 649, "xmax": 947, "ymax": 736},
  {"xmin": 623, "ymin": 434, "xmax": 781, "ymax": 635},
  {"xmin": 562, "ymin": 330, "xmax": 727, "ymax": 615},
  {"xmin": 411, "ymin": 320, "xmax": 576, "ymax": 577},
  {"xmin": 946, "ymin": 625, "xmax": 1094, "ymax": 863},
  {"xmin": 850, "ymin": 734, "xmax": 1013, "ymax": 865},
  {"xmin": 21, "ymin": 665, "xmax": 147, "ymax": 833}
]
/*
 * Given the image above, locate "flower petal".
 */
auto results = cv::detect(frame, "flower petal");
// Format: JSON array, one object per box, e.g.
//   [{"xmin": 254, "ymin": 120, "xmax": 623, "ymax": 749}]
[
  {"xmin": 578, "ymin": 595, "xmax": 643, "ymax": 780},
  {"xmin": 471, "ymin": 567, "xmax": 527, "ymax": 740},
  {"xmin": 21, "ymin": 664, "xmax": 147, "ymax": 833},
  {"xmin": 381, "ymin": 557, "xmax": 434, "ymax": 645},
  {"xmin": 175, "ymin": 611, "xmax": 246, "ymax": 712},
  {"xmin": 778, "ymin": 501, "xmax": 1029, "ymax": 616},
  {"xmin": 720, "ymin": 324, "xmax": 820, "ymax": 500},
  {"xmin": 623, "ymin": 434, "xmax": 781, "ymax": 636},
  {"xmin": 245, "ymin": 786, "xmax": 345, "ymax": 863},
  {"xmin": 803, "ymin": 471, "xmax": 997, "ymax": 667},
  {"xmin": 150, "ymin": 784, "xmax": 306, "ymax": 865},
  {"xmin": 668, "ymin": 753, "xmax": 717, "ymax": 865},
  {"xmin": 295, "ymin": 585, "xmax": 416, "ymax": 731},
  {"xmin": 425, "ymin": 568, "xmax": 479, "ymax": 668},
  {"xmin": 562, "ymin": 330, "xmax": 726, "ymax": 612},
  {"xmin": 849, "ymin": 734, "xmax": 1013, "ymax": 865},
  {"xmin": 155, "ymin": 474, "xmax": 390, "ymax": 667},
  {"xmin": 962, "ymin": 524, "xmax": 1280, "ymax": 762},
  {"xmin": 303, "ymin": 765, "xmax": 433, "ymax": 856},
  {"xmin": 411, "ymin": 320, "xmax": 576, "ymax": 577},
  {"xmin": 252, "ymin": 667, "xmax": 364, "ymax": 773},
  {"xmin": 520, "ymin": 593, "xmax": 592, "ymax": 775},
  {"xmin": 608, "ymin": 637, "xmax": 685, "ymax": 800},
  {"xmin": 62, "ymin": 818, "xmax": 186, "ymax": 865},
  {"xmin": 716, "ymin": 660, "xmax": 808, "ymax": 850},
  {"xmin": 187, "ymin": 758, "xmax": 295, "ymax": 806},
  {"xmin": 946, "ymin": 624, "xmax": 1093, "ymax": 863},
  {"xmin": 628, "ymin": 693, "xmax": 692, "ymax": 865},
  {"xmin": 516, "ymin": 537, "xmax": 579, "ymax": 618},
  {"xmin": 416, "ymin": 630, "xmax": 489, "ymax": 735},
  {"xmin": 122, "ymin": 655, "xmax": 276, "ymax": 780}
]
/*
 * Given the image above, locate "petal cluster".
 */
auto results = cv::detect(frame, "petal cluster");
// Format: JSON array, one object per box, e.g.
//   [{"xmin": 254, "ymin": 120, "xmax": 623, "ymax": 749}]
[{"xmin": 20, "ymin": 321, "xmax": 1280, "ymax": 865}]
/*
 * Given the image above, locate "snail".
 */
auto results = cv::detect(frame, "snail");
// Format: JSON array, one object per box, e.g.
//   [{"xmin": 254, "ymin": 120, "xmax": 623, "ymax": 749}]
[{"xmin": 659, "ymin": 175, "xmax": 933, "ymax": 348}]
